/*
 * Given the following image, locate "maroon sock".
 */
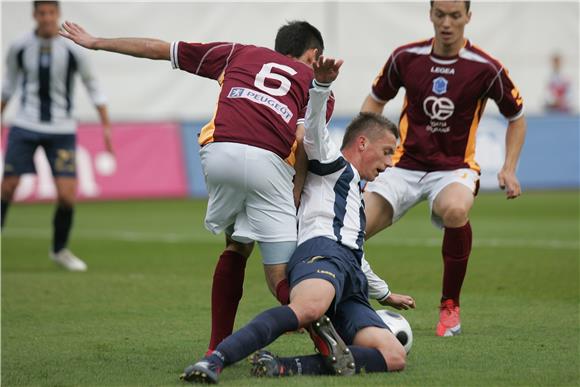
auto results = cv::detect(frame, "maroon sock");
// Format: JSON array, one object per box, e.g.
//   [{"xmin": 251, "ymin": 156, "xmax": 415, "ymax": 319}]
[
  {"xmin": 207, "ymin": 250, "xmax": 248, "ymax": 352},
  {"xmin": 275, "ymin": 278, "xmax": 290, "ymax": 305},
  {"xmin": 441, "ymin": 222, "xmax": 472, "ymax": 305}
]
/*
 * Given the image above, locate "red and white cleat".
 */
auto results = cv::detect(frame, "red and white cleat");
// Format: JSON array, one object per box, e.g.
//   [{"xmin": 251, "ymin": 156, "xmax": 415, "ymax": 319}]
[{"xmin": 436, "ymin": 299, "xmax": 461, "ymax": 337}]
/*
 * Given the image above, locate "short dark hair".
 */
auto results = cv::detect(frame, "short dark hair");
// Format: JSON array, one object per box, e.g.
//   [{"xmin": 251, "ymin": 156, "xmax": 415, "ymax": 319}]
[
  {"xmin": 430, "ymin": 1, "xmax": 470, "ymax": 12},
  {"xmin": 341, "ymin": 113, "xmax": 399, "ymax": 150},
  {"xmin": 33, "ymin": 1, "xmax": 59, "ymax": 10},
  {"xmin": 275, "ymin": 21, "xmax": 324, "ymax": 58}
]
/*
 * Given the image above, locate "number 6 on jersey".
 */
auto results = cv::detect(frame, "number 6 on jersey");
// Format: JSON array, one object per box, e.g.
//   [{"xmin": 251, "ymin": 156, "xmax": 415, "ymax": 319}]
[{"xmin": 254, "ymin": 62, "xmax": 297, "ymax": 96}]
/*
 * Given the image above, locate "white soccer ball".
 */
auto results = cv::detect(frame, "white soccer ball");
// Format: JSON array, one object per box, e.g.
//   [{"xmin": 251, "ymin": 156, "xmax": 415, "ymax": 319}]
[
  {"xmin": 95, "ymin": 152, "xmax": 117, "ymax": 176},
  {"xmin": 376, "ymin": 309, "xmax": 413, "ymax": 354}
]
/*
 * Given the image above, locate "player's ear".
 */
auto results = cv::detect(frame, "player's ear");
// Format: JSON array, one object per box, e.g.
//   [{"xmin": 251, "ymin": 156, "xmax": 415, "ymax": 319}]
[
  {"xmin": 312, "ymin": 48, "xmax": 320, "ymax": 60},
  {"xmin": 309, "ymin": 48, "xmax": 319, "ymax": 65},
  {"xmin": 297, "ymin": 48, "xmax": 318, "ymax": 66},
  {"xmin": 465, "ymin": 10, "xmax": 472, "ymax": 24},
  {"xmin": 359, "ymin": 136, "xmax": 367, "ymax": 151}
]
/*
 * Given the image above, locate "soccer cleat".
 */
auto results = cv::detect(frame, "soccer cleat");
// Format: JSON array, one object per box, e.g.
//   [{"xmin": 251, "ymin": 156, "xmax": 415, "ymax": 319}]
[
  {"xmin": 180, "ymin": 359, "xmax": 221, "ymax": 384},
  {"xmin": 250, "ymin": 350, "xmax": 287, "ymax": 377},
  {"xmin": 436, "ymin": 299, "xmax": 462, "ymax": 337},
  {"xmin": 308, "ymin": 315, "xmax": 355, "ymax": 376},
  {"xmin": 49, "ymin": 249, "xmax": 87, "ymax": 272}
]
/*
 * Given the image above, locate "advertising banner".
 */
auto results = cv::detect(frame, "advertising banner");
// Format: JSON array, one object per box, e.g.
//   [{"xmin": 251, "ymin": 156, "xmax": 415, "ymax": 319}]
[{"xmin": 1, "ymin": 123, "xmax": 188, "ymax": 202}]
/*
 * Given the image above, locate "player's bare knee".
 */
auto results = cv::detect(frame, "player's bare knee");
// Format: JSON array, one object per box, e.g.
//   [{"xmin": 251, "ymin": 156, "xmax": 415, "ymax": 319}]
[
  {"xmin": 56, "ymin": 195, "xmax": 75, "ymax": 208},
  {"xmin": 376, "ymin": 341, "xmax": 407, "ymax": 371},
  {"xmin": 225, "ymin": 239, "xmax": 254, "ymax": 258},
  {"xmin": 1, "ymin": 177, "xmax": 19, "ymax": 201},
  {"xmin": 1, "ymin": 188, "xmax": 15, "ymax": 202},
  {"xmin": 289, "ymin": 301, "xmax": 325, "ymax": 326},
  {"xmin": 264, "ymin": 268, "xmax": 285, "ymax": 285},
  {"xmin": 372, "ymin": 338, "xmax": 406, "ymax": 371},
  {"xmin": 383, "ymin": 350, "xmax": 407, "ymax": 371},
  {"xmin": 442, "ymin": 205, "xmax": 469, "ymax": 227}
]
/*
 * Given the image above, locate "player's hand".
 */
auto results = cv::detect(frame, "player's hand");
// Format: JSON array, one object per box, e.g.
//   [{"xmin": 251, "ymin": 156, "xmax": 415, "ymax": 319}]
[
  {"xmin": 497, "ymin": 168, "xmax": 521, "ymax": 199},
  {"xmin": 379, "ymin": 293, "xmax": 416, "ymax": 310},
  {"xmin": 60, "ymin": 21, "xmax": 98, "ymax": 49},
  {"xmin": 313, "ymin": 56, "xmax": 344, "ymax": 85}
]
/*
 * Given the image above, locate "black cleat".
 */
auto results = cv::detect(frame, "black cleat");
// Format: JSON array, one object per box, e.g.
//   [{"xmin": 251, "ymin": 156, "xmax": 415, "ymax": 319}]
[
  {"xmin": 250, "ymin": 350, "xmax": 287, "ymax": 377},
  {"xmin": 180, "ymin": 359, "xmax": 221, "ymax": 384},
  {"xmin": 308, "ymin": 315, "xmax": 356, "ymax": 376}
]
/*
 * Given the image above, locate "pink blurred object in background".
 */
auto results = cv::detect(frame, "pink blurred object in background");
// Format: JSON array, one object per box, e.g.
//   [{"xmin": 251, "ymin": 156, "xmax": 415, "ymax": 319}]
[{"xmin": 1, "ymin": 122, "xmax": 188, "ymax": 202}]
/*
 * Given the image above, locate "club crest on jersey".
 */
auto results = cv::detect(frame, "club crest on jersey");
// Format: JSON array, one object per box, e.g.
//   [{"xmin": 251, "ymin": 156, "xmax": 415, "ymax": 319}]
[{"xmin": 432, "ymin": 77, "xmax": 448, "ymax": 95}]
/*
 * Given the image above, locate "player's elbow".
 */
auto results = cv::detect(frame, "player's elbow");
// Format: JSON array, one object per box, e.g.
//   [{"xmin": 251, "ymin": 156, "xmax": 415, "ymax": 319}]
[
  {"xmin": 145, "ymin": 40, "xmax": 170, "ymax": 60},
  {"xmin": 508, "ymin": 115, "xmax": 527, "ymax": 133}
]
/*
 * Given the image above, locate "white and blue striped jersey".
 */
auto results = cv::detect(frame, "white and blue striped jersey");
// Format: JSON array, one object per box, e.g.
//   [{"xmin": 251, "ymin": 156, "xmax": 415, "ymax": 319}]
[
  {"xmin": 298, "ymin": 84, "xmax": 365, "ymax": 252},
  {"xmin": 298, "ymin": 83, "xmax": 391, "ymax": 300},
  {"xmin": 1, "ymin": 32, "xmax": 107, "ymax": 134}
]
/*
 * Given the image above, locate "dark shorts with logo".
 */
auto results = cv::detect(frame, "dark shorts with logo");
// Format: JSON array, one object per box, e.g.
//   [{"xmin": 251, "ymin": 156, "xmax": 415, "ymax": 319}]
[
  {"xmin": 3, "ymin": 126, "xmax": 76, "ymax": 177},
  {"xmin": 287, "ymin": 236, "xmax": 388, "ymax": 344}
]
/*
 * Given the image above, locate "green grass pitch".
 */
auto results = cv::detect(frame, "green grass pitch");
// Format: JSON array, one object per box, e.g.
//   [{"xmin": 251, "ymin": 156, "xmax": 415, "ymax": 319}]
[{"xmin": 2, "ymin": 190, "xmax": 579, "ymax": 386}]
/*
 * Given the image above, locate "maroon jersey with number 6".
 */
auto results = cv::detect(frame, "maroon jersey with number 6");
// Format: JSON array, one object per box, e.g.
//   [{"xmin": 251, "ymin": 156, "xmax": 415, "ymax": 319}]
[
  {"xmin": 170, "ymin": 41, "xmax": 334, "ymax": 164},
  {"xmin": 371, "ymin": 38, "xmax": 524, "ymax": 172}
]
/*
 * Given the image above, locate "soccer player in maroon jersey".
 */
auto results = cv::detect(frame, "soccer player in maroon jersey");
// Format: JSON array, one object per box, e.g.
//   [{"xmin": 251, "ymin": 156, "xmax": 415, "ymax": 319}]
[
  {"xmin": 361, "ymin": 0, "xmax": 527, "ymax": 336},
  {"xmin": 59, "ymin": 20, "xmax": 332, "ymax": 350}
]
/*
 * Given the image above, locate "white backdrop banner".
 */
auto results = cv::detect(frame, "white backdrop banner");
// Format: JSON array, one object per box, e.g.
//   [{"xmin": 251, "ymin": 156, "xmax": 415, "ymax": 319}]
[{"xmin": 1, "ymin": 1, "xmax": 578, "ymax": 123}]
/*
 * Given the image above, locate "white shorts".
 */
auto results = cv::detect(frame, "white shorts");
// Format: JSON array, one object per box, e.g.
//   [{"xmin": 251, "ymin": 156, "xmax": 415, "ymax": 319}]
[
  {"xmin": 365, "ymin": 167, "xmax": 479, "ymax": 229},
  {"xmin": 200, "ymin": 142, "xmax": 297, "ymax": 244}
]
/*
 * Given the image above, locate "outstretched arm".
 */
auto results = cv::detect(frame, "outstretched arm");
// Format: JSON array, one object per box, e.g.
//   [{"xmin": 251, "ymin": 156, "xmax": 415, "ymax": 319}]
[
  {"xmin": 303, "ymin": 56, "xmax": 343, "ymax": 162},
  {"xmin": 362, "ymin": 255, "xmax": 416, "ymax": 310},
  {"xmin": 60, "ymin": 21, "xmax": 170, "ymax": 60}
]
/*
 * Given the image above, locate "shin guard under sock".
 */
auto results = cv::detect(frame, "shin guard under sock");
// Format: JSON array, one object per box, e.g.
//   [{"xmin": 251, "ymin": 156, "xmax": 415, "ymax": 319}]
[
  {"xmin": 208, "ymin": 250, "xmax": 249, "ymax": 351},
  {"xmin": 212, "ymin": 306, "xmax": 299, "ymax": 368},
  {"xmin": 52, "ymin": 205, "xmax": 74, "ymax": 253},
  {"xmin": 442, "ymin": 222, "xmax": 472, "ymax": 304}
]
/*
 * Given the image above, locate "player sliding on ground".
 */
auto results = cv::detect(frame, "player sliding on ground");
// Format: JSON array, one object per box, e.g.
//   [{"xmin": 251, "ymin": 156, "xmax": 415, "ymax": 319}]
[
  {"xmin": 60, "ymin": 19, "xmax": 414, "ymax": 355},
  {"xmin": 181, "ymin": 56, "xmax": 409, "ymax": 384}
]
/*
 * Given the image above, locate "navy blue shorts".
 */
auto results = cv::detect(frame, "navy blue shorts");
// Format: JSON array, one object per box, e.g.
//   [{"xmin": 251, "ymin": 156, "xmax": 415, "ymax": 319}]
[
  {"xmin": 3, "ymin": 126, "xmax": 76, "ymax": 177},
  {"xmin": 287, "ymin": 236, "xmax": 388, "ymax": 344}
]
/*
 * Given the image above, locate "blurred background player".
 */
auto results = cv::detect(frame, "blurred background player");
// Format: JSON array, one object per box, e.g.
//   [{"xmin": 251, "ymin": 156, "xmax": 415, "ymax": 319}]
[
  {"xmin": 60, "ymin": 19, "xmax": 332, "ymax": 352},
  {"xmin": 182, "ymin": 56, "xmax": 408, "ymax": 384},
  {"xmin": 544, "ymin": 53, "xmax": 573, "ymax": 114},
  {"xmin": 1, "ymin": 1, "xmax": 112, "ymax": 272},
  {"xmin": 360, "ymin": 0, "xmax": 526, "ymax": 336}
]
